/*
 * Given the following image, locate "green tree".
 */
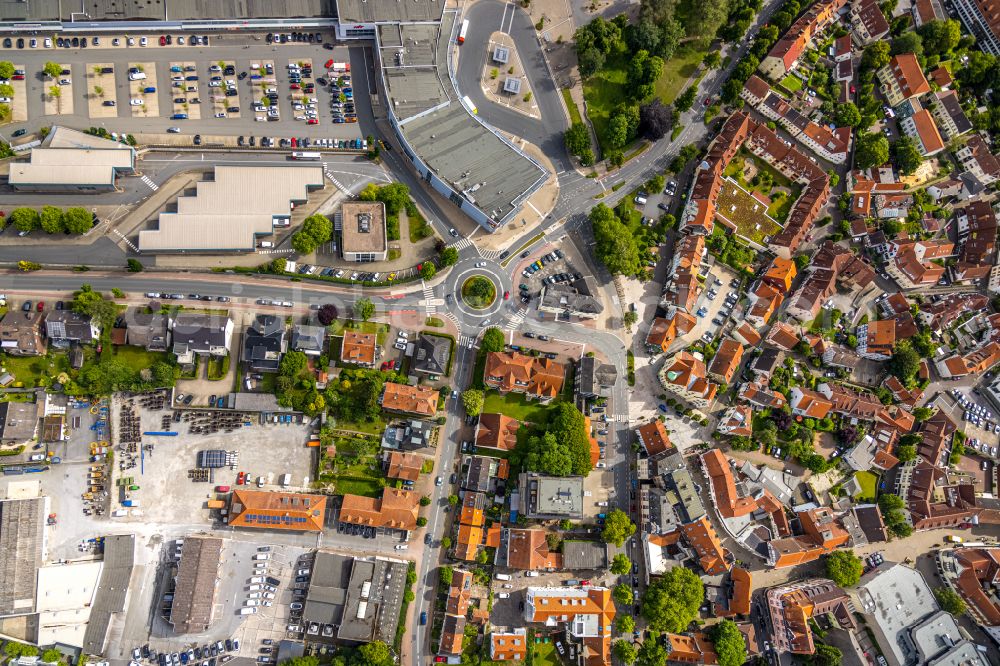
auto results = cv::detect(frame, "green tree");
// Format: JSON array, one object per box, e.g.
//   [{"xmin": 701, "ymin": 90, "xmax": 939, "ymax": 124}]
[
  {"xmin": 891, "ymin": 30, "xmax": 923, "ymax": 57},
  {"xmin": 301, "ymin": 214, "xmax": 333, "ymax": 246},
  {"xmin": 674, "ymin": 86, "xmax": 697, "ymax": 113},
  {"xmin": 636, "ymin": 637, "xmax": 667, "ymax": 666},
  {"xmin": 616, "ymin": 614, "xmax": 635, "ymax": 635},
  {"xmin": 41, "ymin": 649, "xmax": 63, "ymax": 663},
  {"xmin": 291, "ymin": 230, "xmax": 319, "ymax": 254},
  {"xmin": 855, "ymin": 133, "xmax": 890, "ymax": 170},
  {"xmin": 833, "ymin": 102, "xmax": 861, "ymax": 127},
  {"xmin": 918, "ymin": 19, "xmax": 961, "ymax": 56},
  {"xmin": 0, "ymin": 83, "xmax": 14, "ymax": 98},
  {"xmin": 710, "ymin": 620, "xmax": 747, "ymax": 666},
  {"xmin": 824, "ymin": 550, "xmax": 864, "ymax": 587},
  {"xmin": 419, "ymin": 496, "xmax": 431, "ymax": 506},
  {"xmin": 420, "ymin": 262, "xmax": 437, "ymax": 280},
  {"xmin": 623, "ymin": 310, "xmax": 638, "ymax": 326},
  {"xmin": 613, "ymin": 583, "xmax": 634, "ymax": 605},
  {"xmin": 888, "ymin": 340, "xmax": 920, "ymax": 387},
  {"xmin": 811, "ymin": 644, "xmax": 843, "ymax": 666},
  {"xmin": 892, "ymin": 136, "xmax": 924, "ymax": 174},
  {"xmin": 461, "ymin": 389, "xmax": 484, "ymax": 416},
  {"xmin": 481, "ymin": 327, "xmax": 506, "ymax": 352},
  {"xmin": 279, "ymin": 350, "xmax": 308, "ymax": 377},
  {"xmin": 641, "ymin": 566, "xmax": 704, "ymax": 632},
  {"xmin": 591, "ymin": 204, "xmax": 641, "ymax": 275},
  {"xmin": 43, "ymin": 61, "xmax": 62, "ymax": 78},
  {"xmin": 862, "ymin": 41, "xmax": 891, "ymax": 71},
  {"xmin": 0, "ymin": 61, "xmax": 14, "ymax": 80},
  {"xmin": 601, "ymin": 508, "xmax": 636, "ymax": 547},
  {"xmin": 934, "ymin": 586, "xmax": 967, "ymax": 615},
  {"xmin": 613, "ymin": 640, "xmax": 637, "ymax": 665},
  {"xmin": 39, "ymin": 205, "xmax": 64, "ymax": 234},
  {"xmin": 439, "ymin": 246, "xmax": 459, "ymax": 266},
  {"xmin": 610, "ymin": 553, "xmax": 632, "ymax": 575},
  {"xmin": 270, "ymin": 257, "xmax": 287, "ymax": 273},
  {"xmin": 416, "ymin": 516, "xmax": 428, "ymax": 526},
  {"xmin": 607, "ymin": 104, "xmax": 640, "ymax": 148},
  {"xmin": 448, "ymin": 494, "xmax": 460, "ymax": 506},
  {"xmin": 127, "ymin": 258, "xmax": 144, "ymax": 272},
  {"xmin": 897, "ymin": 443, "xmax": 917, "ymax": 462},
  {"xmin": 63, "ymin": 207, "xmax": 94, "ymax": 234},
  {"xmin": 439, "ymin": 566, "xmax": 454, "ymax": 586},
  {"xmin": 703, "ymin": 51, "xmax": 722, "ymax": 69},
  {"xmin": 9, "ymin": 207, "xmax": 40, "ymax": 232},
  {"xmin": 356, "ymin": 641, "xmax": 393, "ymax": 666},
  {"xmin": 71, "ymin": 284, "xmax": 118, "ymax": 331},
  {"xmin": 354, "ymin": 297, "xmax": 375, "ymax": 322},
  {"xmin": 685, "ymin": 1, "xmax": 731, "ymax": 41},
  {"xmin": 440, "ymin": 536, "xmax": 452, "ymax": 549},
  {"xmin": 879, "ymin": 493, "xmax": 914, "ymax": 538},
  {"xmin": 565, "ymin": 122, "xmax": 592, "ymax": 159}
]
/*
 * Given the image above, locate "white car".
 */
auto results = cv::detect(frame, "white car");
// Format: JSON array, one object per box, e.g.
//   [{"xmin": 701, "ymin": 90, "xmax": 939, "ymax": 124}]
[
  {"xmin": 127, "ymin": 37, "xmax": 135, "ymax": 46},
  {"xmin": 245, "ymin": 599, "xmax": 259, "ymax": 607},
  {"xmin": 215, "ymin": 112, "xmax": 227, "ymax": 118},
  {"xmin": 129, "ymin": 99, "xmax": 144, "ymax": 106},
  {"xmin": 44, "ymin": 38, "xmax": 52, "ymax": 48},
  {"xmin": 58, "ymin": 78, "xmax": 70, "ymax": 85},
  {"xmin": 248, "ymin": 592, "xmax": 261, "ymax": 599},
  {"xmin": 139, "ymin": 37, "xmax": 147, "ymax": 46}
]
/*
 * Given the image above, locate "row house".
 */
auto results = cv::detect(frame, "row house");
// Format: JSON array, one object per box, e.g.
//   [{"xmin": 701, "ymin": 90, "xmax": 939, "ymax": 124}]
[
  {"xmin": 646, "ymin": 311, "xmax": 696, "ymax": 354},
  {"xmin": 758, "ymin": 0, "xmax": 848, "ymax": 79},
  {"xmin": 679, "ymin": 113, "xmax": 751, "ymax": 235},
  {"xmin": 744, "ymin": 80, "xmax": 851, "ymax": 163},
  {"xmin": 850, "ymin": 0, "xmax": 890, "ymax": 45},
  {"xmin": 912, "ymin": 0, "xmax": 944, "ymax": 26},
  {"xmin": 899, "ymin": 108, "xmax": 945, "ymax": 157},
  {"xmin": 767, "ymin": 507, "xmax": 851, "ymax": 568},
  {"xmin": 785, "ymin": 241, "xmax": 875, "ymax": 322},
  {"xmin": 745, "ymin": 281, "xmax": 784, "ymax": 328},
  {"xmin": 707, "ymin": 339, "xmax": 744, "ymax": 385},
  {"xmin": 927, "ymin": 90, "xmax": 973, "ymax": 141},
  {"xmin": 0, "ymin": 311, "xmax": 46, "ymax": 356},
  {"xmin": 818, "ymin": 382, "xmax": 885, "ymax": 422},
  {"xmin": 661, "ymin": 234, "xmax": 706, "ymax": 314},
  {"xmin": 955, "ymin": 134, "xmax": 1000, "ymax": 186},
  {"xmin": 658, "ymin": 351, "xmax": 718, "ymax": 409},
  {"xmin": 896, "ymin": 458, "xmax": 980, "ymax": 530},
  {"xmin": 877, "ymin": 54, "xmax": 931, "ymax": 107},
  {"xmin": 916, "ymin": 292, "xmax": 988, "ymax": 329},
  {"xmin": 856, "ymin": 319, "xmax": 896, "ymax": 361},
  {"xmin": 886, "ymin": 239, "xmax": 953, "ymax": 289},
  {"xmin": 789, "ymin": 387, "xmax": 833, "ymax": 419},
  {"xmin": 717, "ymin": 404, "xmax": 753, "ymax": 437},
  {"xmin": 766, "ymin": 581, "xmax": 855, "ymax": 656},
  {"xmin": 954, "ymin": 201, "xmax": 998, "ymax": 283},
  {"xmin": 936, "ymin": 341, "xmax": 1000, "ymax": 379},
  {"xmin": 738, "ymin": 381, "xmax": 788, "ymax": 411},
  {"xmin": 848, "ymin": 171, "xmax": 907, "ymax": 218}
]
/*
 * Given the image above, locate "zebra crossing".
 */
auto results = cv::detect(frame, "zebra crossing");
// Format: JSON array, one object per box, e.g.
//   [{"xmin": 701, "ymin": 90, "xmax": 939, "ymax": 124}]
[
  {"xmin": 138, "ymin": 174, "xmax": 159, "ymax": 191},
  {"xmin": 480, "ymin": 249, "xmax": 503, "ymax": 261},
  {"xmin": 421, "ymin": 281, "xmax": 436, "ymax": 315},
  {"xmin": 322, "ymin": 163, "xmax": 350, "ymax": 192},
  {"xmin": 504, "ymin": 309, "xmax": 527, "ymax": 331},
  {"xmin": 459, "ymin": 334, "xmax": 477, "ymax": 350},
  {"xmin": 608, "ymin": 414, "xmax": 629, "ymax": 423},
  {"xmin": 443, "ymin": 311, "xmax": 461, "ymax": 329},
  {"xmin": 111, "ymin": 229, "xmax": 139, "ymax": 253},
  {"xmin": 450, "ymin": 237, "xmax": 474, "ymax": 251},
  {"xmin": 257, "ymin": 248, "xmax": 293, "ymax": 255}
]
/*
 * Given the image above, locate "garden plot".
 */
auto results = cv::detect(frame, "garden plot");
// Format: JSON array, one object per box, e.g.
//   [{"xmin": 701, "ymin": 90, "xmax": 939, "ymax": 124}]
[
  {"xmin": 128, "ymin": 62, "xmax": 158, "ymax": 118},
  {"xmin": 43, "ymin": 63, "xmax": 73, "ymax": 116},
  {"xmin": 87, "ymin": 63, "xmax": 117, "ymax": 118},
  {"xmin": 714, "ymin": 177, "xmax": 783, "ymax": 246}
]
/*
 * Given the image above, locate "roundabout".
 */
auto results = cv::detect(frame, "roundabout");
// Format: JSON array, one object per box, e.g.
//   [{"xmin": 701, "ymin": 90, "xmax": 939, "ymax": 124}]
[
  {"xmin": 461, "ymin": 276, "xmax": 496, "ymax": 310},
  {"xmin": 445, "ymin": 257, "xmax": 513, "ymax": 323}
]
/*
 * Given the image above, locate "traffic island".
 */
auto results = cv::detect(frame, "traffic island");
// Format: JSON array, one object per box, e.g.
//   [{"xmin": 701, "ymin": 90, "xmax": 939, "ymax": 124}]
[{"xmin": 461, "ymin": 276, "xmax": 497, "ymax": 310}]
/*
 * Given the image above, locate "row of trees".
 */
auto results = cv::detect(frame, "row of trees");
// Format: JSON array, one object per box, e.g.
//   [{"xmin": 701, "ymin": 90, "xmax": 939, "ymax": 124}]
[
  {"xmin": 290, "ymin": 214, "xmax": 333, "ymax": 255},
  {"xmin": 1, "ymin": 206, "xmax": 94, "ymax": 235}
]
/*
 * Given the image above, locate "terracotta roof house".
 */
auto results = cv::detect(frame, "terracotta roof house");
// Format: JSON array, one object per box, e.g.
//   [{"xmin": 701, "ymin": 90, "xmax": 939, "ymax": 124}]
[
  {"xmin": 635, "ymin": 419, "xmax": 675, "ymax": 459},
  {"xmin": 936, "ymin": 341, "xmax": 1000, "ymax": 379},
  {"xmin": 339, "ymin": 487, "xmax": 420, "ymax": 532},
  {"xmin": 380, "ymin": 382, "xmax": 439, "ymax": 417},
  {"xmin": 856, "ymin": 319, "xmax": 896, "ymax": 360},
  {"xmin": 818, "ymin": 383, "xmax": 886, "ymax": 422},
  {"xmin": 475, "ymin": 413, "xmax": 521, "ymax": 452},
  {"xmin": 645, "ymin": 312, "xmax": 696, "ymax": 354},
  {"xmin": 851, "ymin": 0, "xmax": 890, "ymax": 44},
  {"xmin": 663, "ymin": 632, "xmax": 718, "ymax": 664},
  {"xmin": 717, "ymin": 405, "xmax": 753, "ymax": 437},
  {"xmin": 658, "ymin": 350, "xmax": 718, "ymax": 409},
  {"xmin": 738, "ymin": 381, "xmax": 788, "ymax": 410},
  {"xmin": 455, "ymin": 523, "xmax": 484, "ymax": 562},
  {"xmin": 505, "ymin": 528, "xmax": 563, "ymax": 570},
  {"xmin": 746, "ymin": 282, "xmax": 783, "ymax": 328},
  {"xmin": 386, "ymin": 451, "xmax": 424, "ymax": 482},
  {"xmin": 707, "ymin": 339, "xmax": 744, "ymax": 384},
  {"xmin": 887, "ymin": 240, "xmax": 950, "ymax": 289},
  {"xmin": 484, "ymin": 351, "xmax": 565, "ymax": 400},
  {"xmin": 228, "ymin": 489, "xmax": 327, "ymax": 531},
  {"xmin": 789, "ymin": 387, "xmax": 834, "ymax": 419},
  {"xmin": 877, "ymin": 54, "xmax": 931, "ymax": 106},
  {"xmin": 900, "ymin": 108, "xmax": 945, "ymax": 156},
  {"xmin": 767, "ymin": 507, "xmax": 851, "ymax": 568},
  {"xmin": 742, "ymin": 74, "xmax": 771, "ymax": 107},
  {"xmin": 439, "ymin": 614, "xmax": 466, "ymax": 657},
  {"xmin": 0, "ymin": 311, "xmax": 47, "ymax": 356},
  {"xmin": 882, "ymin": 375, "xmax": 924, "ymax": 409},
  {"xmin": 897, "ymin": 458, "xmax": 980, "ymax": 530},
  {"xmin": 524, "ymin": 587, "xmax": 615, "ymax": 666},
  {"xmin": 340, "ymin": 331, "xmax": 377, "ymax": 367},
  {"xmin": 703, "ymin": 450, "xmax": 758, "ymax": 519},
  {"xmin": 765, "ymin": 322, "xmax": 800, "ymax": 351},
  {"xmin": 912, "ymin": 0, "xmax": 943, "ymax": 25},
  {"xmin": 715, "ymin": 567, "xmax": 753, "ymax": 618},
  {"xmin": 681, "ymin": 516, "xmax": 730, "ymax": 575},
  {"xmin": 762, "ymin": 256, "xmax": 798, "ymax": 292},
  {"xmin": 491, "ymin": 629, "xmax": 528, "ymax": 661},
  {"xmin": 955, "ymin": 134, "xmax": 1000, "ymax": 185},
  {"xmin": 766, "ymin": 580, "xmax": 855, "ymax": 655},
  {"xmin": 759, "ymin": 0, "xmax": 847, "ymax": 78},
  {"xmin": 447, "ymin": 569, "xmax": 473, "ymax": 616},
  {"xmin": 927, "ymin": 90, "xmax": 972, "ymax": 140},
  {"xmin": 460, "ymin": 491, "xmax": 487, "ymax": 528},
  {"xmin": 944, "ymin": 547, "xmax": 1000, "ymax": 633},
  {"xmin": 733, "ymin": 321, "xmax": 763, "ymax": 346}
]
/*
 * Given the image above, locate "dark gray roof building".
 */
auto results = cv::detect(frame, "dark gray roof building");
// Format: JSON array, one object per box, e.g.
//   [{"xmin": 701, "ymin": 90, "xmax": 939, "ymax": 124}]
[
  {"xmin": 45, "ymin": 310, "xmax": 98, "ymax": 345},
  {"xmin": 0, "ymin": 0, "xmax": 334, "ymax": 20},
  {"xmin": 172, "ymin": 314, "xmax": 233, "ymax": 360},
  {"xmin": 0, "ymin": 496, "xmax": 46, "ymax": 616},
  {"xmin": 463, "ymin": 456, "xmax": 496, "ymax": 494},
  {"xmin": 380, "ymin": 420, "xmax": 434, "ymax": 451},
  {"xmin": 292, "ymin": 325, "xmax": 326, "ymax": 356},
  {"xmin": 411, "ymin": 334, "xmax": 451, "ymax": 376},
  {"xmin": 0, "ymin": 401, "xmax": 39, "ymax": 444},
  {"xmin": 538, "ymin": 278, "xmax": 604, "ymax": 319},
  {"xmin": 242, "ymin": 315, "xmax": 286, "ymax": 373},
  {"xmin": 518, "ymin": 472, "xmax": 584, "ymax": 519},
  {"xmin": 336, "ymin": 0, "xmax": 443, "ymax": 22},
  {"xmin": 122, "ymin": 310, "xmax": 170, "ymax": 352},
  {"xmin": 575, "ymin": 355, "xmax": 617, "ymax": 399},
  {"xmin": 82, "ymin": 534, "xmax": 136, "ymax": 655},
  {"xmin": 169, "ymin": 536, "xmax": 223, "ymax": 634},
  {"xmin": 562, "ymin": 540, "xmax": 608, "ymax": 570}
]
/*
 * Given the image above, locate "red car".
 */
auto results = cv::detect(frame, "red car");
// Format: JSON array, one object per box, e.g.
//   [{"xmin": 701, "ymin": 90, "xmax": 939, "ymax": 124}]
[
  {"xmin": 216, "ymin": 485, "xmax": 231, "ymax": 492},
  {"xmin": 307, "ymin": 118, "xmax": 319, "ymax": 125},
  {"xmin": 850, "ymin": 84, "xmax": 856, "ymax": 94},
  {"xmin": 325, "ymin": 59, "xmax": 335, "ymax": 69},
  {"xmin": 291, "ymin": 137, "xmax": 298, "ymax": 147},
  {"xmin": 703, "ymin": 96, "xmax": 712, "ymax": 107},
  {"xmin": 236, "ymin": 471, "xmax": 245, "ymax": 485},
  {"xmin": 434, "ymin": 659, "xmax": 445, "ymax": 663},
  {"xmin": 36, "ymin": 301, "xmax": 44, "ymax": 312},
  {"xmin": 388, "ymin": 360, "xmax": 397, "ymax": 369},
  {"xmin": 580, "ymin": 579, "xmax": 591, "ymax": 586},
  {"xmin": 290, "ymin": 83, "xmax": 300, "ymax": 90},
  {"xmin": 503, "ymin": 290, "xmax": 510, "ymax": 300},
  {"xmin": 380, "ymin": 361, "xmax": 389, "ymax": 371},
  {"xmin": 159, "ymin": 35, "xmax": 167, "ymax": 46}
]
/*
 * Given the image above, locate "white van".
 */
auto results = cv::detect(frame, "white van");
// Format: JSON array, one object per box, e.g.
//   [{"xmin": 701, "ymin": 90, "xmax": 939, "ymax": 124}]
[
  {"xmin": 239, "ymin": 607, "xmax": 257, "ymax": 615},
  {"xmin": 253, "ymin": 553, "xmax": 269, "ymax": 561},
  {"xmin": 497, "ymin": 593, "xmax": 510, "ymax": 599},
  {"xmin": 259, "ymin": 241, "xmax": 274, "ymax": 249},
  {"xmin": 248, "ymin": 584, "xmax": 263, "ymax": 591},
  {"xmin": 525, "ymin": 571, "xmax": 539, "ymax": 577},
  {"xmin": 249, "ymin": 575, "xmax": 265, "ymax": 582},
  {"xmin": 495, "ymin": 573, "xmax": 512, "ymax": 581},
  {"xmin": 634, "ymin": 195, "xmax": 647, "ymax": 205},
  {"xmin": 128, "ymin": 72, "xmax": 147, "ymax": 81}
]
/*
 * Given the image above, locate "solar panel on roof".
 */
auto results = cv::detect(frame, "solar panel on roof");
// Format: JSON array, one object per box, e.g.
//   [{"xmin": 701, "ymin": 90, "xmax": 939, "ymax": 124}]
[{"xmin": 197, "ymin": 449, "xmax": 228, "ymax": 468}]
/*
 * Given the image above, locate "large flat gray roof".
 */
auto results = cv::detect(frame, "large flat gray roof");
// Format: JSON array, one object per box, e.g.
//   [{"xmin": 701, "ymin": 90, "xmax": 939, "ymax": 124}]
[
  {"xmin": 0, "ymin": 0, "xmax": 334, "ymax": 20},
  {"xmin": 169, "ymin": 536, "xmax": 223, "ymax": 634},
  {"xmin": 337, "ymin": 557, "xmax": 408, "ymax": 643},
  {"xmin": 337, "ymin": 0, "xmax": 443, "ymax": 23},
  {"xmin": 0, "ymin": 497, "xmax": 45, "ymax": 617},
  {"xmin": 82, "ymin": 534, "xmax": 136, "ymax": 655}
]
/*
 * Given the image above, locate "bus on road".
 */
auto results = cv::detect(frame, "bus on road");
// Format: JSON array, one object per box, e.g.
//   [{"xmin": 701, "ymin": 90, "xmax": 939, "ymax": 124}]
[
  {"xmin": 458, "ymin": 19, "xmax": 469, "ymax": 44},
  {"xmin": 291, "ymin": 152, "xmax": 321, "ymax": 161}
]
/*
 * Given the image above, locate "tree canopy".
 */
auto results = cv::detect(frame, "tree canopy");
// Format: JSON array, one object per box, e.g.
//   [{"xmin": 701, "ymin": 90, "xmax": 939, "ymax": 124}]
[
  {"xmin": 855, "ymin": 133, "xmax": 890, "ymax": 170},
  {"xmin": 888, "ymin": 340, "xmax": 920, "ymax": 388},
  {"xmin": 481, "ymin": 327, "xmax": 506, "ymax": 352},
  {"xmin": 892, "ymin": 136, "xmax": 924, "ymax": 175},
  {"xmin": 934, "ymin": 586, "xmax": 966, "ymax": 615},
  {"xmin": 291, "ymin": 214, "xmax": 333, "ymax": 254},
  {"xmin": 641, "ymin": 566, "xmax": 704, "ymax": 633},
  {"xmin": 71, "ymin": 284, "xmax": 118, "ymax": 331},
  {"xmin": 879, "ymin": 493, "xmax": 914, "ymax": 538},
  {"xmin": 639, "ymin": 98, "xmax": 672, "ymax": 141},
  {"xmin": 613, "ymin": 641, "xmax": 637, "ymax": 665},
  {"xmin": 354, "ymin": 298, "xmax": 375, "ymax": 322},
  {"xmin": 710, "ymin": 620, "xmax": 747, "ymax": 666},
  {"xmin": 613, "ymin": 583, "xmax": 634, "ymax": 606},
  {"xmin": 610, "ymin": 553, "xmax": 632, "ymax": 575},
  {"xmin": 602, "ymin": 508, "xmax": 636, "ymax": 547},
  {"xmin": 824, "ymin": 550, "xmax": 864, "ymax": 587},
  {"xmin": 591, "ymin": 203, "xmax": 641, "ymax": 276},
  {"xmin": 461, "ymin": 389, "xmax": 484, "ymax": 416}
]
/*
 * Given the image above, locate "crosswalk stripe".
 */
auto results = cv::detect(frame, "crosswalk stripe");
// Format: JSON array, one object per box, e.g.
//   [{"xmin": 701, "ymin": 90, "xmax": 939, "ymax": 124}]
[
  {"xmin": 139, "ymin": 174, "xmax": 159, "ymax": 191},
  {"xmin": 459, "ymin": 335, "xmax": 477, "ymax": 349},
  {"xmin": 257, "ymin": 248, "xmax": 293, "ymax": 255},
  {"xmin": 481, "ymin": 249, "xmax": 502, "ymax": 261},
  {"xmin": 322, "ymin": 163, "xmax": 350, "ymax": 192},
  {"xmin": 111, "ymin": 229, "xmax": 140, "ymax": 253},
  {"xmin": 451, "ymin": 237, "xmax": 474, "ymax": 251},
  {"xmin": 421, "ymin": 280, "xmax": 437, "ymax": 314},
  {"xmin": 504, "ymin": 309, "xmax": 527, "ymax": 331}
]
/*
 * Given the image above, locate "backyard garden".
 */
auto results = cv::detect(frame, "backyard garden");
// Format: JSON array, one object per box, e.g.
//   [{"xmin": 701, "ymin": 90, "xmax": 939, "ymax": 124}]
[{"xmin": 315, "ymin": 431, "xmax": 387, "ymax": 497}]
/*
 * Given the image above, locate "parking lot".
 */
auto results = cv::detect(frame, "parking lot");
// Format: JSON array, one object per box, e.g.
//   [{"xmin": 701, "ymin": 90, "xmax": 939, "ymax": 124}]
[
  {"xmin": 516, "ymin": 247, "xmax": 583, "ymax": 307},
  {"xmin": 3, "ymin": 32, "xmax": 366, "ymax": 142},
  {"xmin": 949, "ymin": 389, "xmax": 1000, "ymax": 461},
  {"xmin": 694, "ymin": 262, "xmax": 743, "ymax": 343}
]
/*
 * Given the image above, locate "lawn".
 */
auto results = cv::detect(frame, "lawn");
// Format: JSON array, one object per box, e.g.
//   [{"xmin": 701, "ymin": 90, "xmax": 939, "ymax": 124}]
[
  {"xmin": 0, "ymin": 354, "xmax": 63, "ymax": 388},
  {"xmin": 333, "ymin": 477, "xmax": 385, "ymax": 497},
  {"xmin": 533, "ymin": 641, "xmax": 558, "ymax": 666},
  {"xmin": 328, "ymin": 320, "xmax": 389, "ymax": 336},
  {"xmin": 110, "ymin": 346, "xmax": 172, "ymax": 371},
  {"xmin": 778, "ymin": 74, "xmax": 802, "ymax": 94},
  {"xmin": 482, "ymin": 391, "xmax": 554, "ymax": 425},
  {"xmin": 714, "ymin": 178, "xmax": 783, "ymax": 245},
  {"xmin": 854, "ymin": 470, "xmax": 879, "ymax": 502},
  {"xmin": 561, "ymin": 88, "xmax": 583, "ymax": 125},
  {"xmin": 653, "ymin": 44, "xmax": 707, "ymax": 105}
]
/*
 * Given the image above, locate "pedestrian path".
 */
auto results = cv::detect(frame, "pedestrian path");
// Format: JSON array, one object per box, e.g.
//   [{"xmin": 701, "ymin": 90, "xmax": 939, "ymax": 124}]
[
  {"xmin": 504, "ymin": 309, "xmax": 527, "ymax": 331},
  {"xmin": 257, "ymin": 248, "xmax": 294, "ymax": 255},
  {"xmin": 481, "ymin": 248, "xmax": 503, "ymax": 261},
  {"xmin": 139, "ymin": 174, "xmax": 159, "ymax": 191},
  {"xmin": 421, "ymin": 280, "xmax": 436, "ymax": 315},
  {"xmin": 111, "ymin": 228, "xmax": 139, "ymax": 253},
  {"xmin": 451, "ymin": 237, "xmax": 474, "ymax": 251},
  {"xmin": 459, "ymin": 334, "xmax": 477, "ymax": 350},
  {"xmin": 322, "ymin": 163, "xmax": 350, "ymax": 192}
]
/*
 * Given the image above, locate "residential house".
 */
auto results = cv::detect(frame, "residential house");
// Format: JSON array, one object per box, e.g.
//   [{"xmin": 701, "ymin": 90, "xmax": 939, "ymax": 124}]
[
  {"xmin": 751, "ymin": 90, "xmax": 852, "ymax": 163},
  {"xmin": 849, "ymin": 172, "xmax": 907, "ymax": 218},
  {"xmin": 411, "ymin": 334, "xmax": 451, "ymax": 376},
  {"xmin": 886, "ymin": 240, "xmax": 952, "ymax": 289},
  {"xmin": 745, "ymin": 282, "xmax": 784, "ymax": 328},
  {"xmin": 504, "ymin": 528, "xmax": 562, "ymax": 570},
  {"xmin": 785, "ymin": 241, "xmax": 875, "ymax": 321},
  {"xmin": 380, "ymin": 382, "xmax": 439, "ymax": 418},
  {"xmin": 491, "ymin": 629, "xmax": 528, "ymax": 661},
  {"xmin": 340, "ymin": 331, "xmax": 377, "ymax": 367},
  {"xmin": 0, "ymin": 311, "xmax": 46, "ymax": 356},
  {"xmin": 851, "ymin": 0, "xmax": 890, "ymax": 44},
  {"xmin": 767, "ymin": 507, "xmax": 851, "ymax": 568},
  {"xmin": 818, "ymin": 382, "xmax": 887, "ymax": 423},
  {"xmin": 475, "ymin": 413, "xmax": 520, "ymax": 453},
  {"xmin": 877, "ymin": 54, "xmax": 931, "ymax": 107},
  {"xmin": 856, "ymin": 320, "xmax": 896, "ymax": 360},
  {"xmin": 950, "ymin": 0, "xmax": 1000, "ymax": 56},
  {"xmin": 171, "ymin": 314, "xmax": 232, "ymax": 366},
  {"xmin": 937, "ymin": 547, "xmax": 1000, "ymax": 644},
  {"xmin": 955, "ymin": 134, "xmax": 1000, "ymax": 186},
  {"xmin": 936, "ymin": 341, "xmax": 1000, "ymax": 379},
  {"xmin": 119, "ymin": 310, "xmax": 170, "ymax": 352},
  {"xmin": 738, "ymin": 381, "xmax": 787, "ymax": 410},
  {"xmin": 896, "ymin": 459, "xmax": 980, "ymax": 530},
  {"xmin": 762, "ymin": 256, "xmax": 797, "ymax": 292},
  {"xmin": 765, "ymin": 322, "xmax": 800, "ymax": 351},
  {"xmin": 439, "ymin": 614, "xmax": 465, "ymax": 657},
  {"xmin": 658, "ymin": 351, "xmax": 718, "ymax": 409},
  {"xmin": 717, "ymin": 405, "xmax": 753, "ymax": 437},
  {"xmin": 741, "ymin": 74, "xmax": 770, "ymax": 108},
  {"xmin": 833, "ymin": 35, "xmax": 853, "ymax": 62},
  {"xmin": 912, "ymin": 0, "xmax": 943, "ymax": 26},
  {"xmin": 45, "ymin": 310, "xmax": 99, "ymax": 347},
  {"xmin": 291, "ymin": 324, "xmax": 325, "ymax": 356},
  {"xmin": 789, "ymin": 387, "xmax": 834, "ymax": 419},
  {"xmin": 707, "ymin": 339, "xmax": 744, "ymax": 385},
  {"xmin": 385, "ymin": 451, "xmax": 424, "ymax": 482},
  {"xmin": 899, "ymin": 109, "xmax": 945, "ymax": 156},
  {"xmin": 538, "ymin": 278, "xmax": 604, "ymax": 320},
  {"xmin": 635, "ymin": 419, "xmax": 675, "ymax": 459},
  {"xmin": 241, "ymin": 314, "xmax": 286, "ymax": 373},
  {"xmin": 380, "ymin": 419, "xmax": 435, "ymax": 451},
  {"xmin": 681, "ymin": 516, "xmax": 730, "ymax": 575},
  {"xmin": 645, "ymin": 312, "xmax": 696, "ymax": 354},
  {"xmin": 524, "ymin": 587, "xmax": 615, "ymax": 666},
  {"xmin": 484, "ymin": 351, "xmax": 565, "ymax": 401},
  {"xmin": 758, "ymin": 0, "xmax": 847, "ymax": 79},
  {"xmin": 916, "ymin": 292, "xmax": 988, "ymax": 329},
  {"xmin": 954, "ymin": 201, "xmax": 998, "ymax": 283},
  {"xmin": 228, "ymin": 489, "xmax": 327, "ymax": 531},
  {"xmin": 338, "ymin": 487, "xmax": 421, "ymax": 534},
  {"xmin": 927, "ymin": 90, "xmax": 972, "ymax": 141},
  {"xmin": 732, "ymin": 321, "xmax": 763, "ymax": 347},
  {"xmin": 662, "ymin": 235, "xmax": 705, "ymax": 313},
  {"xmin": 882, "ymin": 375, "xmax": 924, "ymax": 409},
  {"xmin": 766, "ymin": 580, "xmax": 855, "ymax": 655},
  {"xmin": 576, "ymin": 355, "xmax": 618, "ymax": 399}
]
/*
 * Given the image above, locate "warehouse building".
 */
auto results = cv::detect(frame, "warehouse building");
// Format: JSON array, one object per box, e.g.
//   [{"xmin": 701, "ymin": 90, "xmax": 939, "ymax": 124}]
[
  {"xmin": 169, "ymin": 536, "xmax": 223, "ymax": 635},
  {"xmin": 138, "ymin": 166, "xmax": 324, "ymax": 253},
  {"xmin": 340, "ymin": 201, "xmax": 388, "ymax": 262},
  {"xmin": 0, "ymin": 495, "xmax": 48, "ymax": 619},
  {"xmin": 8, "ymin": 126, "xmax": 135, "ymax": 193},
  {"xmin": 0, "ymin": 0, "xmax": 335, "ymax": 21}
]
